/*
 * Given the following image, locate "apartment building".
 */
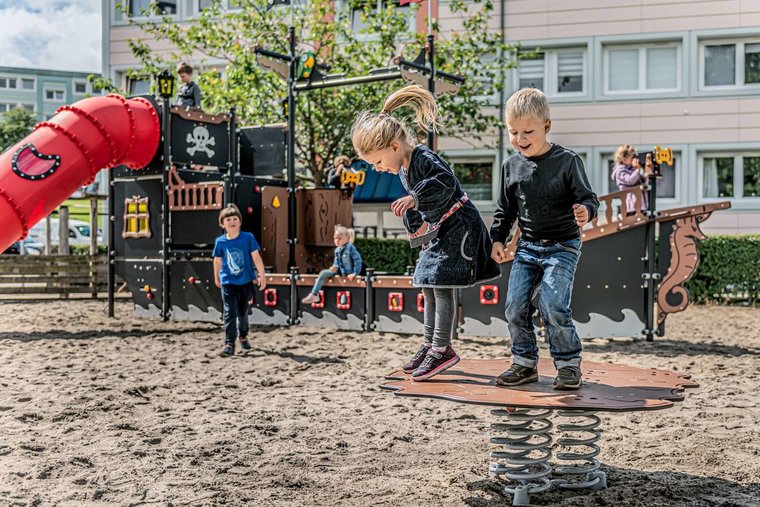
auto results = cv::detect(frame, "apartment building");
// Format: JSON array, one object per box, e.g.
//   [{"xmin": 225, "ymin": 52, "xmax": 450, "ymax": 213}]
[
  {"xmin": 0, "ymin": 66, "xmax": 98, "ymax": 121},
  {"xmin": 103, "ymin": 0, "xmax": 760, "ymax": 234}
]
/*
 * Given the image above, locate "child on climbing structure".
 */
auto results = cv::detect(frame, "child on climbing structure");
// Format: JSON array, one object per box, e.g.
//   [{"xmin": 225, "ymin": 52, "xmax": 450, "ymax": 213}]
[
  {"xmin": 213, "ymin": 204, "xmax": 267, "ymax": 357},
  {"xmin": 611, "ymin": 144, "xmax": 651, "ymax": 215},
  {"xmin": 301, "ymin": 225, "xmax": 362, "ymax": 304},
  {"xmin": 490, "ymin": 87, "xmax": 599, "ymax": 390},
  {"xmin": 351, "ymin": 84, "xmax": 500, "ymax": 382},
  {"xmin": 175, "ymin": 62, "xmax": 202, "ymax": 109}
]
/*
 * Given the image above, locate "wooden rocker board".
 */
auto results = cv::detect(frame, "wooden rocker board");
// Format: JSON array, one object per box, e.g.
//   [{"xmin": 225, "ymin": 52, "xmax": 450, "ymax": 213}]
[{"xmin": 382, "ymin": 358, "xmax": 698, "ymax": 412}]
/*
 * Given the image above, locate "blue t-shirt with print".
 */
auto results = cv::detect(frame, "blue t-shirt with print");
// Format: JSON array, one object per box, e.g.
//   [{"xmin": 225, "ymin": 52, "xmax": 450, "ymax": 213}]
[{"xmin": 212, "ymin": 231, "xmax": 260, "ymax": 285}]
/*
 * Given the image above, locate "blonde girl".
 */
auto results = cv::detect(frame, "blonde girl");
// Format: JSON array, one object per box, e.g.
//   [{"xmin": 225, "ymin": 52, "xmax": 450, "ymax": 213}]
[{"xmin": 351, "ymin": 85, "xmax": 500, "ymax": 381}]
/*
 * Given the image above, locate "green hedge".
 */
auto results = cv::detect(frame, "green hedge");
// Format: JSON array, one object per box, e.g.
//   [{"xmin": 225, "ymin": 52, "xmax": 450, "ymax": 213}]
[
  {"xmin": 354, "ymin": 237, "xmax": 418, "ymax": 274},
  {"xmin": 353, "ymin": 235, "xmax": 760, "ymax": 305},
  {"xmin": 685, "ymin": 235, "xmax": 760, "ymax": 305}
]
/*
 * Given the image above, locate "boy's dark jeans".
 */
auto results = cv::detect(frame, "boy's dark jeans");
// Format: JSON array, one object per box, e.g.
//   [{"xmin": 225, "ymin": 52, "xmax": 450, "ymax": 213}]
[
  {"xmin": 221, "ymin": 282, "xmax": 253, "ymax": 344},
  {"xmin": 505, "ymin": 238, "xmax": 583, "ymax": 370}
]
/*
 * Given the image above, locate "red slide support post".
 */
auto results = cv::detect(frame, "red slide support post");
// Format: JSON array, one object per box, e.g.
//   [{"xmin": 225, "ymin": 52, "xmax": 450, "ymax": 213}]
[{"xmin": 0, "ymin": 94, "xmax": 161, "ymax": 252}]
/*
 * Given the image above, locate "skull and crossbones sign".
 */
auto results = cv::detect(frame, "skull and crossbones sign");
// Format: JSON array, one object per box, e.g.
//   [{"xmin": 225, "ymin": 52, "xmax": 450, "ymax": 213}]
[{"xmin": 186, "ymin": 125, "xmax": 216, "ymax": 158}]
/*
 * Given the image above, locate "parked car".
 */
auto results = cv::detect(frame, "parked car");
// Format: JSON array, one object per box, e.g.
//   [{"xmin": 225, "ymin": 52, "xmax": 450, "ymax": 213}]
[
  {"xmin": 1, "ymin": 239, "xmax": 42, "ymax": 255},
  {"xmin": 28, "ymin": 219, "xmax": 103, "ymax": 248}
]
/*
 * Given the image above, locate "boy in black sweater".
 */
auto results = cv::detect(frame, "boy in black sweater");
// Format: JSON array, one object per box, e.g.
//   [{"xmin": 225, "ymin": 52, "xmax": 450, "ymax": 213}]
[{"xmin": 490, "ymin": 88, "xmax": 599, "ymax": 390}]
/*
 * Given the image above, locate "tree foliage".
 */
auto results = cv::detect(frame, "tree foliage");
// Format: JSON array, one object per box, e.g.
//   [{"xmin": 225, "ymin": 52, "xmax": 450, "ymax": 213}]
[
  {"xmin": 108, "ymin": 0, "xmax": 517, "ymax": 184},
  {"xmin": 0, "ymin": 107, "xmax": 37, "ymax": 152}
]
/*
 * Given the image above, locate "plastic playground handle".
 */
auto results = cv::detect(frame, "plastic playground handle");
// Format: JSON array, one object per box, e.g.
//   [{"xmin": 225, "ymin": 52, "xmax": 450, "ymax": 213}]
[{"xmin": 0, "ymin": 95, "xmax": 161, "ymax": 252}]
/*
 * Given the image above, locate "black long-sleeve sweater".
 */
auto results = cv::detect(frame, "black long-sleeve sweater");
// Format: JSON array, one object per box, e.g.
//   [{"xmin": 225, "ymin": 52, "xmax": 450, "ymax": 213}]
[{"xmin": 490, "ymin": 143, "xmax": 599, "ymax": 243}]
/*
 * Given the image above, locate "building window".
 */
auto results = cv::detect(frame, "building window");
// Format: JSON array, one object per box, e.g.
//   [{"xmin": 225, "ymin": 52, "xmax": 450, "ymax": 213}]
[
  {"xmin": 516, "ymin": 48, "xmax": 586, "ymax": 96},
  {"xmin": 604, "ymin": 43, "xmax": 680, "ymax": 94},
  {"xmin": 0, "ymin": 103, "xmax": 11, "ymax": 112},
  {"xmin": 44, "ymin": 89, "xmax": 65, "ymax": 101},
  {"xmin": 124, "ymin": 0, "xmax": 177, "ymax": 17},
  {"xmin": 702, "ymin": 153, "xmax": 760, "ymax": 199},
  {"xmin": 607, "ymin": 151, "xmax": 677, "ymax": 199},
  {"xmin": 348, "ymin": 0, "xmax": 414, "ymax": 39},
  {"xmin": 701, "ymin": 40, "xmax": 760, "ymax": 88},
  {"xmin": 74, "ymin": 82, "xmax": 88, "ymax": 94},
  {"xmin": 128, "ymin": 77, "xmax": 151, "ymax": 95},
  {"xmin": 0, "ymin": 77, "xmax": 18, "ymax": 89},
  {"xmin": 22, "ymin": 104, "xmax": 34, "ymax": 113},
  {"xmin": 448, "ymin": 157, "xmax": 494, "ymax": 201},
  {"xmin": 21, "ymin": 78, "xmax": 35, "ymax": 90},
  {"xmin": 195, "ymin": 0, "xmax": 230, "ymax": 12}
]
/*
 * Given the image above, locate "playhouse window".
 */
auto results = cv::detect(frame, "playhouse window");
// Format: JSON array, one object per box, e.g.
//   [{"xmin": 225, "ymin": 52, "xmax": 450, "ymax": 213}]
[{"xmin": 123, "ymin": 197, "xmax": 152, "ymax": 239}]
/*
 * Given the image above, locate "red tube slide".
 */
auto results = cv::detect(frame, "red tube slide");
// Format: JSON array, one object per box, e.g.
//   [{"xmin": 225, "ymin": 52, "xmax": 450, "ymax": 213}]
[{"xmin": 0, "ymin": 94, "xmax": 161, "ymax": 252}]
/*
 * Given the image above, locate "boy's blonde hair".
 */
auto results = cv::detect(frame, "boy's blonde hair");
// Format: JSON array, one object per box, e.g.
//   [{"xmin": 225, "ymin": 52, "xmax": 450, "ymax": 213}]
[
  {"xmin": 614, "ymin": 144, "xmax": 636, "ymax": 164},
  {"xmin": 351, "ymin": 85, "xmax": 439, "ymax": 158},
  {"xmin": 334, "ymin": 224, "xmax": 355, "ymax": 243},
  {"xmin": 505, "ymin": 88, "xmax": 551, "ymax": 122},
  {"xmin": 218, "ymin": 203, "xmax": 242, "ymax": 225}
]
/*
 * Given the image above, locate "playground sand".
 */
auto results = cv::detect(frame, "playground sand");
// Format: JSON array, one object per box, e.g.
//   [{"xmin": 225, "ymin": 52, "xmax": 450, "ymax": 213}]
[{"xmin": 0, "ymin": 301, "xmax": 758, "ymax": 506}]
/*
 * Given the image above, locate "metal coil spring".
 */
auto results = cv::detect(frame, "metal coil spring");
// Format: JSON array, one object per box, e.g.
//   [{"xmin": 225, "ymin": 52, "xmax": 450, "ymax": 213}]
[
  {"xmin": 489, "ymin": 408, "xmax": 554, "ymax": 503},
  {"xmin": 554, "ymin": 409, "xmax": 606, "ymax": 490}
]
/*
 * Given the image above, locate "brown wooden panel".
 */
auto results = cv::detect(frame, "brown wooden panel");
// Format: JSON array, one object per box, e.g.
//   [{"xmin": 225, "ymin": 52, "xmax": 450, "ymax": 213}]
[
  {"xmin": 301, "ymin": 189, "xmax": 353, "ymax": 247},
  {"xmin": 260, "ymin": 187, "xmax": 289, "ymax": 272},
  {"xmin": 382, "ymin": 358, "xmax": 698, "ymax": 412},
  {"xmin": 296, "ymin": 274, "xmax": 366, "ymax": 289}
]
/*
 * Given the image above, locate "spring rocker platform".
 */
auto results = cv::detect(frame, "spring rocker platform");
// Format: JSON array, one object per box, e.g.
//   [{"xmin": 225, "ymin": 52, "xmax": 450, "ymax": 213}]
[{"xmin": 382, "ymin": 358, "xmax": 697, "ymax": 506}]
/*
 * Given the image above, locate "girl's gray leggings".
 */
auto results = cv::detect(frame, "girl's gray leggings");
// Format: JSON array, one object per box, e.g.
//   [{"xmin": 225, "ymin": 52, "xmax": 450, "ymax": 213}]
[{"xmin": 422, "ymin": 287, "xmax": 456, "ymax": 348}]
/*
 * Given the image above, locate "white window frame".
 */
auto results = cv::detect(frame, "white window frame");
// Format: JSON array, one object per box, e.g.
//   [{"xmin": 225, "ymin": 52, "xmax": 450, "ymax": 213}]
[
  {"xmin": 698, "ymin": 151, "xmax": 760, "ymax": 201},
  {"xmin": 0, "ymin": 102, "xmax": 34, "ymax": 113},
  {"xmin": 341, "ymin": 0, "xmax": 416, "ymax": 42},
  {"xmin": 601, "ymin": 149, "xmax": 681, "ymax": 203},
  {"xmin": 603, "ymin": 41, "xmax": 682, "ymax": 95},
  {"xmin": 115, "ymin": 0, "xmax": 180, "ymax": 22},
  {"xmin": 73, "ymin": 81, "xmax": 90, "ymax": 95},
  {"xmin": 699, "ymin": 38, "xmax": 760, "ymax": 91},
  {"xmin": 20, "ymin": 78, "xmax": 35, "ymax": 91},
  {"xmin": 515, "ymin": 47, "xmax": 587, "ymax": 98},
  {"xmin": 0, "ymin": 75, "xmax": 19, "ymax": 90},
  {"xmin": 196, "ymin": 0, "xmax": 242, "ymax": 12},
  {"xmin": 21, "ymin": 103, "xmax": 35, "ymax": 113},
  {"xmin": 444, "ymin": 151, "xmax": 499, "ymax": 206},
  {"xmin": 44, "ymin": 88, "xmax": 66, "ymax": 102}
]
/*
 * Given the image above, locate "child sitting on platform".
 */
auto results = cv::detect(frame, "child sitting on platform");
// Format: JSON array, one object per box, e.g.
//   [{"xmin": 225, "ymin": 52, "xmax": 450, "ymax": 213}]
[
  {"xmin": 213, "ymin": 204, "xmax": 267, "ymax": 357},
  {"xmin": 301, "ymin": 225, "xmax": 362, "ymax": 304},
  {"xmin": 611, "ymin": 144, "xmax": 649, "ymax": 214},
  {"xmin": 490, "ymin": 87, "xmax": 599, "ymax": 390},
  {"xmin": 351, "ymin": 84, "xmax": 500, "ymax": 381}
]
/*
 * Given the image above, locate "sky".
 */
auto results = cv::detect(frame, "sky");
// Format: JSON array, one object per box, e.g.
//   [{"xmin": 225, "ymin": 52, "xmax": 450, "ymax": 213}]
[{"xmin": 0, "ymin": 0, "xmax": 102, "ymax": 73}]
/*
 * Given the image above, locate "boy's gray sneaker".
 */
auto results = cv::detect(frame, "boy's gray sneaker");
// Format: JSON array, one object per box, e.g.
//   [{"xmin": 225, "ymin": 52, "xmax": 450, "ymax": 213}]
[
  {"xmin": 496, "ymin": 363, "xmax": 539, "ymax": 386},
  {"xmin": 554, "ymin": 367, "xmax": 582, "ymax": 390}
]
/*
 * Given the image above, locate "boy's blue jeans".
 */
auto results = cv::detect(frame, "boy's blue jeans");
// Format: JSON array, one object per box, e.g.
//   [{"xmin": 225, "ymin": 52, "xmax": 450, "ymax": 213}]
[
  {"xmin": 222, "ymin": 282, "xmax": 253, "ymax": 344},
  {"xmin": 505, "ymin": 238, "xmax": 583, "ymax": 371},
  {"xmin": 311, "ymin": 269, "xmax": 337, "ymax": 295}
]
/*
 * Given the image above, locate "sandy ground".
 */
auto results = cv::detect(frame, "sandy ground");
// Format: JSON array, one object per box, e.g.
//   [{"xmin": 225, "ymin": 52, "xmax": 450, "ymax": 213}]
[{"xmin": 0, "ymin": 301, "xmax": 759, "ymax": 507}]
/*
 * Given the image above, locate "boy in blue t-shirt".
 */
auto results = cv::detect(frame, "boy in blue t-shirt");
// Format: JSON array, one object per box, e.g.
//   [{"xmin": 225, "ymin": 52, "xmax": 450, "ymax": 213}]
[{"xmin": 213, "ymin": 204, "xmax": 267, "ymax": 357}]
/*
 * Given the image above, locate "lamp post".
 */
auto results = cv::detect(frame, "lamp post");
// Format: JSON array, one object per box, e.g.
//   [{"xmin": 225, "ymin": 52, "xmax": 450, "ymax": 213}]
[
  {"xmin": 157, "ymin": 70, "xmax": 175, "ymax": 99},
  {"xmin": 157, "ymin": 69, "xmax": 174, "ymax": 321}
]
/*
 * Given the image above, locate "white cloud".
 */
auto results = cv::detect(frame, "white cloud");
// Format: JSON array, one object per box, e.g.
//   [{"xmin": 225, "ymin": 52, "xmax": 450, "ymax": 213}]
[{"xmin": 0, "ymin": 0, "xmax": 102, "ymax": 73}]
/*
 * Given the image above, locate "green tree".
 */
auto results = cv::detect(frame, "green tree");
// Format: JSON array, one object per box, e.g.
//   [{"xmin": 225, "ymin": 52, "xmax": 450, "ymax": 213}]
[
  {"xmin": 113, "ymin": 0, "xmax": 517, "ymax": 185},
  {"xmin": 0, "ymin": 107, "xmax": 37, "ymax": 152}
]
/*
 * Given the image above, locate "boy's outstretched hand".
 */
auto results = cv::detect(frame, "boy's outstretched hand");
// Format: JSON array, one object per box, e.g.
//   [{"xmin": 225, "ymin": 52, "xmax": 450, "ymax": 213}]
[
  {"xmin": 491, "ymin": 241, "xmax": 507, "ymax": 263},
  {"xmin": 391, "ymin": 195, "xmax": 415, "ymax": 217},
  {"xmin": 573, "ymin": 203, "xmax": 589, "ymax": 227}
]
